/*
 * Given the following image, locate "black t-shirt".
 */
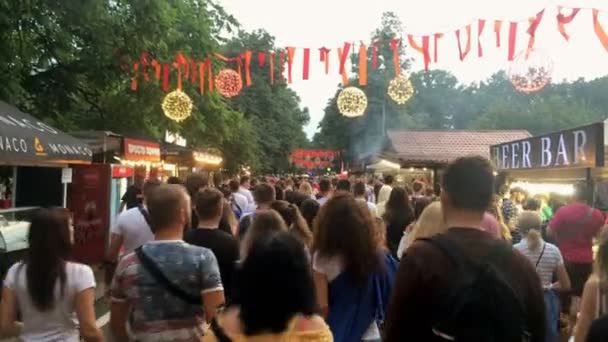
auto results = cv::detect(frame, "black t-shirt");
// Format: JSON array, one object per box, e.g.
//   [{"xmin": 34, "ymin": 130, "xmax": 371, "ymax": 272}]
[
  {"xmin": 184, "ymin": 228, "xmax": 239, "ymax": 301},
  {"xmin": 122, "ymin": 185, "xmax": 143, "ymax": 210}
]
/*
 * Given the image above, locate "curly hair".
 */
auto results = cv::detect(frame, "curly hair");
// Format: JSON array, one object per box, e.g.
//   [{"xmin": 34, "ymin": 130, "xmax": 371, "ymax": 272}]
[{"xmin": 313, "ymin": 192, "xmax": 381, "ymax": 282}]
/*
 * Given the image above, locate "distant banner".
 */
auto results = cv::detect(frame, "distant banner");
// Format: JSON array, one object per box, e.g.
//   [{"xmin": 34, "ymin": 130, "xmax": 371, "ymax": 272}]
[{"xmin": 290, "ymin": 149, "xmax": 340, "ymax": 169}]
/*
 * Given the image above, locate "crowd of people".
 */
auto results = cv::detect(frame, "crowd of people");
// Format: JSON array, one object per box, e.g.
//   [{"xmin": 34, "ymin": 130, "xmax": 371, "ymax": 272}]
[{"xmin": 2, "ymin": 156, "xmax": 608, "ymax": 341}]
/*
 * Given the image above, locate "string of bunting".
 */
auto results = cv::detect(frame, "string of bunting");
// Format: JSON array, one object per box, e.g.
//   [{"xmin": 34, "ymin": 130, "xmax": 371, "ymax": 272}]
[{"xmin": 130, "ymin": 6, "xmax": 607, "ymax": 96}]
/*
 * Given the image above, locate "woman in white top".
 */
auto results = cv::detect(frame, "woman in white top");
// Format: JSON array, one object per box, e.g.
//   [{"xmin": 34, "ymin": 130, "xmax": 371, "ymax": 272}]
[
  {"xmin": 514, "ymin": 211, "xmax": 570, "ymax": 342},
  {"xmin": 575, "ymin": 225, "xmax": 608, "ymax": 342},
  {"xmin": 0, "ymin": 208, "xmax": 103, "ymax": 342}
]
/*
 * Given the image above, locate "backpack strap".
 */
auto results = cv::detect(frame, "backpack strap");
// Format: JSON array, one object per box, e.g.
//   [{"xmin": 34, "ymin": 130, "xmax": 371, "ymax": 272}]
[
  {"xmin": 135, "ymin": 246, "xmax": 201, "ymax": 305},
  {"xmin": 420, "ymin": 234, "xmax": 472, "ymax": 269},
  {"xmin": 138, "ymin": 206, "xmax": 154, "ymax": 232}
]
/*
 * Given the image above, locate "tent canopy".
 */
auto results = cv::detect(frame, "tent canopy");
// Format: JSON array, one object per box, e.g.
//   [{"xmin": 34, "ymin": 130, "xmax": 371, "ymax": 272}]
[{"xmin": 0, "ymin": 102, "xmax": 92, "ymax": 165}]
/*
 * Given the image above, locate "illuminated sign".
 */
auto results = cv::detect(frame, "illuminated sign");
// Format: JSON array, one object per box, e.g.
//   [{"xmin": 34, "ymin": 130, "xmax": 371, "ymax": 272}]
[{"xmin": 491, "ymin": 123, "xmax": 604, "ymax": 170}]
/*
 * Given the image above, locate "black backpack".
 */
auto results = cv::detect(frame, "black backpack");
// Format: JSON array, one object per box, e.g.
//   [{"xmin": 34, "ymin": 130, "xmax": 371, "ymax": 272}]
[{"xmin": 422, "ymin": 235, "xmax": 531, "ymax": 342}]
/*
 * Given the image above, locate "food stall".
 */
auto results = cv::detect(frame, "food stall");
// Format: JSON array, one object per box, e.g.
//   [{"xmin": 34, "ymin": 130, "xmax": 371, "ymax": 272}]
[
  {"xmin": 371, "ymin": 129, "xmax": 531, "ymax": 187},
  {"xmin": 490, "ymin": 121, "xmax": 605, "ymax": 205},
  {"xmin": 0, "ymin": 101, "xmax": 92, "ymax": 276}
]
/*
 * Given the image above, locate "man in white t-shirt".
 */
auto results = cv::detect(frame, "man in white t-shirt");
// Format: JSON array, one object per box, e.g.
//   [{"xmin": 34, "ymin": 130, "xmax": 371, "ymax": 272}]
[
  {"xmin": 104, "ymin": 180, "xmax": 159, "ymax": 288},
  {"xmin": 354, "ymin": 181, "xmax": 378, "ymax": 217},
  {"xmin": 238, "ymin": 175, "xmax": 254, "ymax": 204},
  {"xmin": 228, "ymin": 179, "xmax": 249, "ymax": 217}
]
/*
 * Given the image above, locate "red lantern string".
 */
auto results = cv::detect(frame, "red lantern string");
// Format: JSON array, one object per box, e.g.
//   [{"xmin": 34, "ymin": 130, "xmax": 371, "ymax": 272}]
[
  {"xmin": 434, "ymin": 33, "xmax": 443, "ymax": 63},
  {"xmin": 478, "ymin": 20, "xmax": 486, "ymax": 57},
  {"xmin": 338, "ymin": 42, "xmax": 351, "ymax": 75},
  {"xmin": 189, "ymin": 58, "xmax": 196, "ymax": 84},
  {"xmin": 358, "ymin": 43, "xmax": 367, "ymax": 86},
  {"xmin": 508, "ymin": 22, "xmax": 518, "ymax": 61},
  {"xmin": 389, "ymin": 39, "xmax": 401, "ymax": 76},
  {"xmin": 140, "ymin": 52, "xmax": 149, "ymax": 81},
  {"xmin": 286, "ymin": 47, "xmax": 296, "ymax": 83},
  {"xmin": 206, "ymin": 57, "xmax": 213, "ymax": 92},
  {"xmin": 199, "ymin": 62, "xmax": 206, "ymax": 95},
  {"xmin": 279, "ymin": 52, "xmax": 285, "ymax": 82},
  {"xmin": 151, "ymin": 59, "xmax": 161, "ymax": 80},
  {"xmin": 303, "ymin": 48, "xmax": 311, "ymax": 80},
  {"xmin": 408, "ymin": 35, "xmax": 431, "ymax": 71},
  {"xmin": 494, "ymin": 20, "xmax": 503, "ymax": 47},
  {"xmin": 130, "ymin": 62, "xmax": 139, "ymax": 90},
  {"xmin": 173, "ymin": 52, "xmax": 189, "ymax": 90},
  {"xmin": 527, "ymin": 10, "xmax": 545, "ymax": 51},
  {"xmin": 270, "ymin": 52, "xmax": 275, "ymax": 84},
  {"xmin": 244, "ymin": 50, "xmax": 253, "ymax": 86},
  {"xmin": 337, "ymin": 47, "xmax": 348, "ymax": 85},
  {"xmin": 319, "ymin": 47, "xmax": 331, "ymax": 74},
  {"xmin": 372, "ymin": 40, "xmax": 379, "ymax": 70},
  {"xmin": 593, "ymin": 9, "xmax": 608, "ymax": 52},
  {"xmin": 455, "ymin": 25, "xmax": 472, "ymax": 61},
  {"xmin": 162, "ymin": 63, "xmax": 170, "ymax": 92},
  {"xmin": 258, "ymin": 52, "xmax": 266, "ymax": 67},
  {"xmin": 557, "ymin": 7, "xmax": 581, "ymax": 41}
]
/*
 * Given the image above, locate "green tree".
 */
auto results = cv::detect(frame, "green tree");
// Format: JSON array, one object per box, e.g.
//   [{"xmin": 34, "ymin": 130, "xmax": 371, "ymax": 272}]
[
  {"xmin": 221, "ymin": 30, "xmax": 310, "ymax": 173},
  {"xmin": 0, "ymin": 0, "xmax": 260, "ymax": 172},
  {"xmin": 314, "ymin": 12, "xmax": 419, "ymax": 159}
]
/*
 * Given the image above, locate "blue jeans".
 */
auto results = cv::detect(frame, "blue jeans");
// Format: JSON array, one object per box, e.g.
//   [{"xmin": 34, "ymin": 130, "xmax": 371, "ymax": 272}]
[{"xmin": 544, "ymin": 289, "xmax": 560, "ymax": 342}]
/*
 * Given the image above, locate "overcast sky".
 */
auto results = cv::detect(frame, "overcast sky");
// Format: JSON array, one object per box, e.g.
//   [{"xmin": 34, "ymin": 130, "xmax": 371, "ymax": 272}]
[{"xmin": 220, "ymin": 0, "xmax": 608, "ymax": 138}]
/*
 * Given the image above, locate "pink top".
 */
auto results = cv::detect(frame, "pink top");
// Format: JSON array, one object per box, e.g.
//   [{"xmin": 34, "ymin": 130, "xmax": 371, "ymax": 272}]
[
  {"xmin": 550, "ymin": 203, "xmax": 604, "ymax": 263},
  {"xmin": 480, "ymin": 213, "xmax": 500, "ymax": 239}
]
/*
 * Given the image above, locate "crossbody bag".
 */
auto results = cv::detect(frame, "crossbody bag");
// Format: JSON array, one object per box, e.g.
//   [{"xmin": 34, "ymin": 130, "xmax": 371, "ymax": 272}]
[{"xmin": 135, "ymin": 246, "xmax": 202, "ymax": 305}]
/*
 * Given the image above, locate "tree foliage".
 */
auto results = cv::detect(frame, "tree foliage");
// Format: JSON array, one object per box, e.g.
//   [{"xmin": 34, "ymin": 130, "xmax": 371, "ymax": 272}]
[
  {"xmin": 0, "ymin": 0, "xmax": 309, "ymax": 173},
  {"xmin": 313, "ymin": 12, "xmax": 419, "ymax": 159},
  {"xmin": 315, "ymin": 13, "xmax": 608, "ymax": 154},
  {"xmin": 221, "ymin": 30, "xmax": 310, "ymax": 174}
]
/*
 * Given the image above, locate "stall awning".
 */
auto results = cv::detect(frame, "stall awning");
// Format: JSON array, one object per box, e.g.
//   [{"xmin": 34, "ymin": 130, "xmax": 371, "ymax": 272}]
[{"xmin": 0, "ymin": 101, "xmax": 92, "ymax": 165}]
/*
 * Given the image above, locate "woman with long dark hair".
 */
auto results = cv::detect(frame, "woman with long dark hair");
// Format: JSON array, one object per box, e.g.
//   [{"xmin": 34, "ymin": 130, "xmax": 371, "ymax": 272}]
[
  {"xmin": 382, "ymin": 187, "xmax": 415, "ymax": 258},
  {"xmin": 0, "ymin": 209, "xmax": 103, "ymax": 341},
  {"xmin": 204, "ymin": 232, "xmax": 332, "ymax": 341},
  {"xmin": 313, "ymin": 193, "xmax": 396, "ymax": 342}
]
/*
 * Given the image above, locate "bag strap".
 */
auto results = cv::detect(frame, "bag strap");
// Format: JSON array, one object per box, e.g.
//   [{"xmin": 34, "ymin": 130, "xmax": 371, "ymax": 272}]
[
  {"xmin": 138, "ymin": 206, "xmax": 154, "ymax": 232},
  {"xmin": 420, "ymin": 234, "xmax": 471, "ymax": 269},
  {"xmin": 210, "ymin": 317, "xmax": 233, "ymax": 342},
  {"xmin": 135, "ymin": 246, "xmax": 201, "ymax": 305},
  {"xmin": 535, "ymin": 243, "xmax": 547, "ymax": 268}
]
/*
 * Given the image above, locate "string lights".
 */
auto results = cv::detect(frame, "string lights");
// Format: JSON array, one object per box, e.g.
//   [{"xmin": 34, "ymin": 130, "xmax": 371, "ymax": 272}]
[
  {"xmin": 388, "ymin": 74, "xmax": 415, "ymax": 104},
  {"xmin": 508, "ymin": 48, "xmax": 553, "ymax": 94},
  {"xmin": 162, "ymin": 90, "xmax": 193, "ymax": 122},
  {"xmin": 193, "ymin": 151, "xmax": 223, "ymax": 165},
  {"xmin": 337, "ymin": 87, "xmax": 368, "ymax": 117},
  {"xmin": 215, "ymin": 69, "xmax": 243, "ymax": 97}
]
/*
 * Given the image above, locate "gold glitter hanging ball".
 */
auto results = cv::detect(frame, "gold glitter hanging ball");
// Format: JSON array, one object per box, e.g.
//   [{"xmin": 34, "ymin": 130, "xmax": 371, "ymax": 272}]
[
  {"xmin": 337, "ymin": 87, "xmax": 368, "ymax": 117},
  {"xmin": 388, "ymin": 74, "xmax": 415, "ymax": 104},
  {"xmin": 215, "ymin": 69, "xmax": 243, "ymax": 98},
  {"xmin": 162, "ymin": 90, "xmax": 193, "ymax": 122},
  {"xmin": 508, "ymin": 48, "xmax": 553, "ymax": 94}
]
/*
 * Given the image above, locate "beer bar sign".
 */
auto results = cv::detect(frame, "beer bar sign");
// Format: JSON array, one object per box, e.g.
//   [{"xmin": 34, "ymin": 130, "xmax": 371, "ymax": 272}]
[{"xmin": 491, "ymin": 123, "xmax": 604, "ymax": 170}]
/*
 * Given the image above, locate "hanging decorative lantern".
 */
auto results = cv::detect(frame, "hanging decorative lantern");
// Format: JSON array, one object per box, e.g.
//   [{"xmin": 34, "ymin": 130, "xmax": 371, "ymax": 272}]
[
  {"xmin": 215, "ymin": 69, "xmax": 243, "ymax": 97},
  {"xmin": 388, "ymin": 74, "xmax": 415, "ymax": 104},
  {"xmin": 337, "ymin": 87, "xmax": 367, "ymax": 117},
  {"xmin": 162, "ymin": 89, "xmax": 193, "ymax": 122},
  {"xmin": 508, "ymin": 48, "xmax": 553, "ymax": 94}
]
